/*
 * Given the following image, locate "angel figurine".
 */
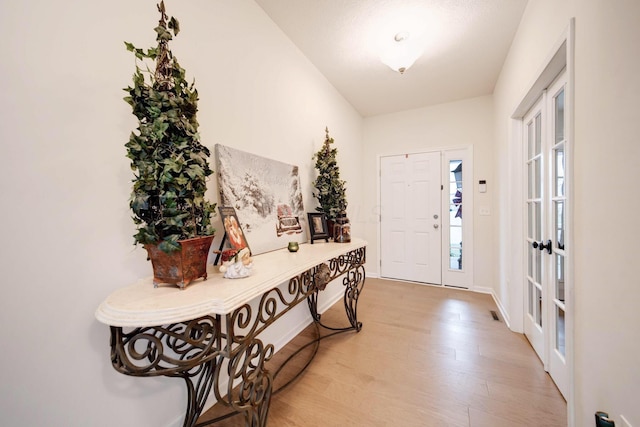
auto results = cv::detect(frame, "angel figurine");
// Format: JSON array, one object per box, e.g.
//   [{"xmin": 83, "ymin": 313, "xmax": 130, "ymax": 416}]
[{"xmin": 219, "ymin": 247, "xmax": 253, "ymax": 279}]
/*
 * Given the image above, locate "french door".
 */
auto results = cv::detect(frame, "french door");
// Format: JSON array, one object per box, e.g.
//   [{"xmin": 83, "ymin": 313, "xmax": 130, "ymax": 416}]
[{"xmin": 524, "ymin": 71, "xmax": 568, "ymax": 398}]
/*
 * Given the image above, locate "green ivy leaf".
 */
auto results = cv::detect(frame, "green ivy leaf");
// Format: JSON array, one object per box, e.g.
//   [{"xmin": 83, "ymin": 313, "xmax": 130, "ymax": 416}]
[
  {"xmin": 168, "ymin": 17, "xmax": 180, "ymax": 36},
  {"xmin": 175, "ymin": 176, "xmax": 189, "ymax": 185},
  {"xmin": 147, "ymin": 47, "xmax": 158, "ymax": 60},
  {"xmin": 185, "ymin": 164, "xmax": 203, "ymax": 179},
  {"xmin": 130, "ymin": 193, "xmax": 150, "ymax": 212},
  {"xmin": 158, "ymin": 237, "xmax": 180, "ymax": 253}
]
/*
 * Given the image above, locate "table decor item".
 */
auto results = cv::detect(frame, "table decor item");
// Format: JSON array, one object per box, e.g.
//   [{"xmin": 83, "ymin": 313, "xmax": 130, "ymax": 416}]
[
  {"xmin": 219, "ymin": 206, "xmax": 250, "ymax": 252},
  {"xmin": 287, "ymin": 241, "xmax": 300, "ymax": 252},
  {"xmin": 333, "ymin": 210, "xmax": 351, "ymax": 243},
  {"xmin": 307, "ymin": 212, "xmax": 330, "ymax": 244},
  {"xmin": 218, "ymin": 248, "xmax": 253, "ymax": 279},
  {"xmin": 312, "ymin": 127, "xmax": 348, "ymax": 239},
  {"xmin": 215, "ymin": 144, "xmax": 306, "ymax": 255},
  {"xmin": 124, "ymin": 1, "xmax": 215, "ymax": 288}
]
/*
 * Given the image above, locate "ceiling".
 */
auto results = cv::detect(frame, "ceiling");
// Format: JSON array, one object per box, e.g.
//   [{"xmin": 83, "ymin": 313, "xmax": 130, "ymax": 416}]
[{"xmin": 255, "ymin": 0, "xmax": 528, "ymax": 117}]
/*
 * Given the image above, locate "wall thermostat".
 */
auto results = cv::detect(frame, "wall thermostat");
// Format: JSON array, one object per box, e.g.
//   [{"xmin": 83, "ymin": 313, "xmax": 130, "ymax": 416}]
[{"xmin": 479, "ymin": 180, "xmax": 487, "ymax": 193}]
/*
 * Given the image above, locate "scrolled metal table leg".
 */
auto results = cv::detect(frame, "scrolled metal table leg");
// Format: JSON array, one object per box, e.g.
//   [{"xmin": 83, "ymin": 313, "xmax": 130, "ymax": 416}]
[
  {"xmin": 180, "ymin": 359, "xmax": 218, "ymax": 427},
  {"xmin": 343, "ymin": 264, "xmax": 365, "ymax": 331},
  {"xmin": 308, "ymin": 262, "xmax": 365, "ymax": 333},
  {"xmin": 109, "ymin": 316, "xmax": 222, "ymax": 427},
  {"xmin": 220, "ymin": 338, "xmax": 274, "ymax": 427}
]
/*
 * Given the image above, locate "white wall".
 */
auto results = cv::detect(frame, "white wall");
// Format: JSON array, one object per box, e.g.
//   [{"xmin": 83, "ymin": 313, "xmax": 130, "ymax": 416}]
[
  {"xmin": 361, "ymin": 96, "xmax": 495, "ymax": 290},
  {"xmin": 0, "ymin": 1, "xmax": 362, "ymax": 426},
  {"xmin": 494, "ymin": 0, "xmax": 640, "ymax": 425},
  {"xmin": 571, "ymin": 1, "xmax": 640, "ymax": 425},
  {"xmin": 493, "ymin": 0, "xmax": 572, "ymax": 333}
]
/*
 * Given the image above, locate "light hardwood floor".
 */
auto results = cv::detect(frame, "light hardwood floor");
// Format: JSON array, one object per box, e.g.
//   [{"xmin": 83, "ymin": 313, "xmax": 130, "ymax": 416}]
[{"xmin": 199, "ymin": 278, "xmax": 566, "ymax": 426}]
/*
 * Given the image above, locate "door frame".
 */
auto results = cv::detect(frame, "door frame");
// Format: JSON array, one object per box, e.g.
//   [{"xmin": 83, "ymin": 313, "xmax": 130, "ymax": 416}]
[
  {"xmin": 377, "ymin": 146, "xmax": 474, "ymax": 289},
  {"xmin": 509, "ymin": 18, "xmax": 575, "ymax": 424}
]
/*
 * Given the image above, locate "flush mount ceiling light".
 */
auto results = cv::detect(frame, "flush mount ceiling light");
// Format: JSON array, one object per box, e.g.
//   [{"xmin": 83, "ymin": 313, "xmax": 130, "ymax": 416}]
[{"xmin": 379, "ymin": 31, "xmax": 423, "ymax": 75}]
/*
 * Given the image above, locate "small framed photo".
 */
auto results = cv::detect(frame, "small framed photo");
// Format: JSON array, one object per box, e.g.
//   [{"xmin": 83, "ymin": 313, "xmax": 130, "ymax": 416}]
[
  {"xmin": 219, "ymin": 206, "xmax": 250, "ymax": 252},
  {"xmin": 307, "ymin": 213, "xmax": 330, "ymax": 244}
]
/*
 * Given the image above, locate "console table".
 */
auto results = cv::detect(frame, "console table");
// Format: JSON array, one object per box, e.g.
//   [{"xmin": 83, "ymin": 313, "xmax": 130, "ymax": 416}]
[{"xmin": 95, "ymin": 238, "xmax": 366, "ymax": 427}]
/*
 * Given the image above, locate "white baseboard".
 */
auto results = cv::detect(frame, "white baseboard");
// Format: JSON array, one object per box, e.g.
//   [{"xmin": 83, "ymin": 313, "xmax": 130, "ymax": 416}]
[
  {"xmin": 473, "ymin": 286, "xmax": 493, "ymax": 295},
  {"xmin": 474, "ymin": 286, "xmax": 511, "ymax": 329}
]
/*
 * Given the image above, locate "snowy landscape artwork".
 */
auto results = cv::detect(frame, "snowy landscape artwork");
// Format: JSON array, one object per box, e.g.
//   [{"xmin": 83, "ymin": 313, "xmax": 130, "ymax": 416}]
[{"xmin": 215, "ymin": 144, "xmax": 307, "ymax": 255}]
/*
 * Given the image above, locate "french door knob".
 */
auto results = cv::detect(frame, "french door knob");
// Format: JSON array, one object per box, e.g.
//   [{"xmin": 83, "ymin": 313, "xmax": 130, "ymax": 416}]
[
  {"xmin": 532, "ymin": 240, "xmax": 552, "ymax": 254},
  {"xmin": 433, "ymin": 224, "xmax": 439, "ymax": 229}
]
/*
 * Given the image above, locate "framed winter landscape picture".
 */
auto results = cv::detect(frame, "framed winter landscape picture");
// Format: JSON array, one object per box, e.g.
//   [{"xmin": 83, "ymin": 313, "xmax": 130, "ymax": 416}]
[{"xmin": 215, "ymin": 144, "xmax": 307, "ymax": 255}]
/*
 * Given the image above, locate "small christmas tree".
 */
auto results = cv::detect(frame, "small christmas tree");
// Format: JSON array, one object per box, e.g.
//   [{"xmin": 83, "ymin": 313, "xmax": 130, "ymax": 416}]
[
  {"xmin": 124, "ymin": 1, "xmax": 215, "ymax": 253},
  {"xmin": 312, "ymin": 127, "xmax": 348, "ymax": 221}
]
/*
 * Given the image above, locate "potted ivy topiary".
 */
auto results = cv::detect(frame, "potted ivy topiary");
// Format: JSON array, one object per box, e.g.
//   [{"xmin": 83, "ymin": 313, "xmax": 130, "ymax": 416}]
[
  {"xmin": 124, "ymin": 1, "xmax": 215, "ymax": 289},
  {"xmin": 312, "ymin": 127, "xmax": 348, "ymax": 239}
]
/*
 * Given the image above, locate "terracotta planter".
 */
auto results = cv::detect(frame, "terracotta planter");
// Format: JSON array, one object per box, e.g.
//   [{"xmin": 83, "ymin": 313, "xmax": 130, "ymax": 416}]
[{"xmin": 144, "ymin": 235, "xmax": 214, "ymax": 290}]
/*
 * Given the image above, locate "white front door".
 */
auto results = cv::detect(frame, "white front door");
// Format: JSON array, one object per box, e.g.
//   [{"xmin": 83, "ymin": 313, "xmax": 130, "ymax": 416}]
[
  {"xmin": 523, "ymin": 71, "xmax": 569, "ymax": 398},
  {"xmin": 380, "ymin": 152, "xmax": 441, "ymax": 285}
]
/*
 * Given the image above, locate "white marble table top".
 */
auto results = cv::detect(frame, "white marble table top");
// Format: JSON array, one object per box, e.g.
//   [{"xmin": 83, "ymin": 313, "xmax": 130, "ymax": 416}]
[{"xmin": 95, "ymin": 238, "xmax": 366, "ymax": 328}]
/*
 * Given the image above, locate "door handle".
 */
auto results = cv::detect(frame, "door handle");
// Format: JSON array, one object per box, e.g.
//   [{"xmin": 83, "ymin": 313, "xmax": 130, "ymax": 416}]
[
  {"xmin": 532, "ymin": 240, "xmax": 552, "ymax": 254},
  {"xmin": 433, "ymin": 224, "xmax": 439, "ymax": 229}
]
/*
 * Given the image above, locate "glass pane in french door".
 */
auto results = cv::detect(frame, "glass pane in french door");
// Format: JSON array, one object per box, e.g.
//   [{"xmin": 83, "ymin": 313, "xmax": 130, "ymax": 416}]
[
  {"xmin": 555, "ymin": 254, "xmax": 565, "ymax": 302},
  {"xmin": 554, "ymin": 89, "xmax": 565, "ymax": 143},
  {"xmin": 554, "ymin": 252, "xmax": 566, "ymax": 357},
  {"xmin": 555, "ymin": 146, "xmax": 565, "ymax": 197},
  {"xmin": 526, "ymin": 112, "xmax": 543, "ymax": 328},
  {"xmin": 554, "ymin": 141, "xmax": 565, "ymax": 250},
  {"xmin": 556, "ymin": 305, "xmax": 566, "ymax": 357},
  {"xmin": 555, "ymin": 201, "xmax": 565, "ymax": 250},
  {"xmin": 552, "ymin": 86, "xmax": 567, "ymax": 362},
  {"xmin": 527, "ymin": 278, "xmax": 542, "ymax": 328}
]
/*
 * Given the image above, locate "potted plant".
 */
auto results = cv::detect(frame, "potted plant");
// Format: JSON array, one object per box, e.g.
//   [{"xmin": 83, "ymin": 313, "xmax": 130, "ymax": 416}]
[
  {"xmin": 312, "ymin": 127, "xmax": 348, "ymax": 238},
  {"xmin": 124, "ymin": 1, "xmax": 215, "ymax": 289}
]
